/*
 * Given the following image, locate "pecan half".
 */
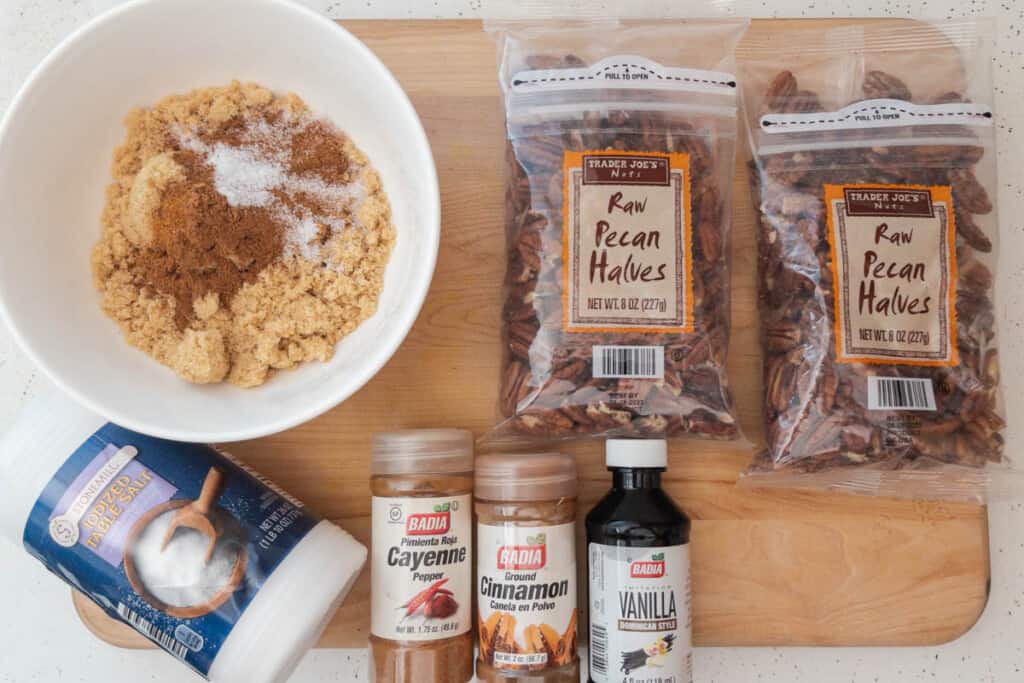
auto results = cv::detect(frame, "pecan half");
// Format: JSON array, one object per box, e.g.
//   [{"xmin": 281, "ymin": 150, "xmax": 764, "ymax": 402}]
[
  {"xmin": 515, "ymin": 409, "xmax": 575, "ymax": 436},
  {"xmin": 763, "ymin": 70, "xmax": 797, "ymax": 113},
  {"xmin": 862, "ymin": 70, "xmax": 912, "ymax": 101},
  {"xmin": 765, "ymin": 320, "xmax": 803, "ymax": 352},
  {"xmin": 500, "ymin": 360, "xmax": 532, "ymax": 417}
]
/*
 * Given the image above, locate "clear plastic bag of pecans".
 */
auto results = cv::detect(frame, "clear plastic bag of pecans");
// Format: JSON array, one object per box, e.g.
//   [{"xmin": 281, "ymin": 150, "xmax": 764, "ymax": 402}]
[
  {"xmin": 738, "ymin": 20, "xmax": 1015, "ymax": 501},
  {"xmin": 486, "ymin": 19, "xmax": 749, "ymax": 443}
]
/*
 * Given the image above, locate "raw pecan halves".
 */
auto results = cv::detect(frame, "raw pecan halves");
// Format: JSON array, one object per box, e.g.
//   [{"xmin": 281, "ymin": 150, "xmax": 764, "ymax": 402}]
[
  {"xmin": 751, "ymin": 70, "xmax": 1003, "ymax": 472},
  {"xmin": 495, "ymin": 54, "xmax": 740, "ymax": 440}
]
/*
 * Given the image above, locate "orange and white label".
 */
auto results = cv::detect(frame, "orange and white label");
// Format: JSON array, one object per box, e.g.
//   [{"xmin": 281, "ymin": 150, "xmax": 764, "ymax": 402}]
[
  {"xmin": 825, "ymin": 184, "xmax": 958, "ymax": 366},
  {"xmin": 477, "ymin": 522, "xmax": 577, "ymax": 672},
  {"xmin": 562, "ymin": 150, "xmax": 693, "ymax": 334}
]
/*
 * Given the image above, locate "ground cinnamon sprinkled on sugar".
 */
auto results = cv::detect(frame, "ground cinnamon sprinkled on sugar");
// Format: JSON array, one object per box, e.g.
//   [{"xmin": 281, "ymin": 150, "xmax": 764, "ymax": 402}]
[
  {"xmin": 139, "ymin": 149, "xmax": 285, "ymax": 330},
  {"xmin": 92, "ymin": 82, "xmax": 395, "ymax": 387},
  {"xmin": 289, "ymin": 120, "xmax": 352, "ymax": 179}
]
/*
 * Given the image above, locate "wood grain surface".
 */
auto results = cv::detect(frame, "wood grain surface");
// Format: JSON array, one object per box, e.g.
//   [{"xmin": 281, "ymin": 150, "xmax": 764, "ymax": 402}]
[{"xmin": 73, "ymin": 18, "xmax": 990, "ymax": 650}]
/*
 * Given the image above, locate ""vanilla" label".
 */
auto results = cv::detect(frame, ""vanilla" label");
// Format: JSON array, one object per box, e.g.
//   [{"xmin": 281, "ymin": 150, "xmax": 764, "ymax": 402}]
[{"xmin": 588, "ymin": 543, "xmax": 692, "ymax": 683}]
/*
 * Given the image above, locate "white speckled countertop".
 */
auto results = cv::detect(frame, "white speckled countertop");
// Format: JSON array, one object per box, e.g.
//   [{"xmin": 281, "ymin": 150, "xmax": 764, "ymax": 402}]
[{"xmin": 2, "ymin": 1, "xmax": 1023, "ymax": 681}]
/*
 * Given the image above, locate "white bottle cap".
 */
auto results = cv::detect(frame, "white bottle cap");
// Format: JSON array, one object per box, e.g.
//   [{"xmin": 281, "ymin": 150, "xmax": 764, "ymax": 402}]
[{"xmin": 606, "ymin": 439, "xmax": 668, "ymax": 469}]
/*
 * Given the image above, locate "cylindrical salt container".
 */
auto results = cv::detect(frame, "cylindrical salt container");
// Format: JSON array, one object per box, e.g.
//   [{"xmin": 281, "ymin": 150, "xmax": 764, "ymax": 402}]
[{"xmin": 0, "ymin": 388, "xmax": 366, "ymax": 683}]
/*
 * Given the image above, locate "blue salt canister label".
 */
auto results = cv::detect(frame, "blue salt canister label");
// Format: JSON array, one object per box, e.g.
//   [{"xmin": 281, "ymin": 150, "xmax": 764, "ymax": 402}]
[{"xmin": 23, "ymin": 423, "xmax": 319, "ymax": 678}]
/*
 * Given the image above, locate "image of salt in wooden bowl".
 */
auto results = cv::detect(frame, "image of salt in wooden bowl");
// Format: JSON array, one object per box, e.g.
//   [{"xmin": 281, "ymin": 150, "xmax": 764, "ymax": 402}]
[{"xmin": 123, "ymin": 468, "xmax": 248, "ymax": 619}]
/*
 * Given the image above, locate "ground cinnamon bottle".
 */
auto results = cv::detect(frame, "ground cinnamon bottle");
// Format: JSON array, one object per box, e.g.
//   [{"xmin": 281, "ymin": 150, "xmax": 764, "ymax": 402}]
[
  {"xmin": 369, "ymin": 430, "xmax": 474, "ymax": 683},
  {"xmin": 475, "ymin": 453, "xmax": 579, "ymax": 682}
]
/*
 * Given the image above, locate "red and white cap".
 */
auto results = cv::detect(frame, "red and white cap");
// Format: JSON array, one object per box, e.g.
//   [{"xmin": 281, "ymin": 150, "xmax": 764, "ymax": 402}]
[{"xmin": 606, "ymin": 439, "xmax": 668, "ymax": 469}]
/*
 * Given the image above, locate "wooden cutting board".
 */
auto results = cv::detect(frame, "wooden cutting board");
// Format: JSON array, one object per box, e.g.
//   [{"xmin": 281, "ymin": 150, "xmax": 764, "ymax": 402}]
[{"xmin": 73, "ymin": 18, "xmax": 990, "ymax": 650}]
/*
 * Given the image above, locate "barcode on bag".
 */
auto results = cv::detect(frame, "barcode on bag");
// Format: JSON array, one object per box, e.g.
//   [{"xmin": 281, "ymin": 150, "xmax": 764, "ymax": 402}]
[
  {"xmin": 867, "ymin": 377, "xmax": 936, "ymax": 411},
  {"xmin": 590, "ymin": 622, "xmax": 608, "ymax": 676},
  {"xmin": 592, "ymin": 346, "xmax": 664, "ymax": 379},
  {"xmin": 117, "ymin": 603, "xmax": 189, "ymax": 660}
]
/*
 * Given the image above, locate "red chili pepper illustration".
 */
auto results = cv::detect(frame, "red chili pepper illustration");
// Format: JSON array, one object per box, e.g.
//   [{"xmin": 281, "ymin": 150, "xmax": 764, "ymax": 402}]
[{"xmin": 400, "ymin": 578, "xmax": 450, "ymax": 617}]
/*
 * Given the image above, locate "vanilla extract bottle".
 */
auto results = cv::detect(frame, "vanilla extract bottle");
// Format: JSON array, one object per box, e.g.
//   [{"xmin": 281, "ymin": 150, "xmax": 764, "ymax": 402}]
[{"xmin": 585, "ymin": 440, "xmax": 692, "ymax": 683}]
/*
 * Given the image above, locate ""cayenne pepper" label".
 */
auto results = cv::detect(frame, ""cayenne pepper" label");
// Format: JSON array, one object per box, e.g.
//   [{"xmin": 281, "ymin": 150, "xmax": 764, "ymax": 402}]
[
  {"xmin": 562, "ymin": 150, "xmax": 693, "ymax": 334},
  {"xmin": 370, "ymin": 495, "xmax": 471, "ymax": 641},
  {"xmin": 825, "ymin": 183, "xmax": 958, "ymax": 366},
  {"xmin": 477, "ymin": 522, "xmax": 578, "ymax": 673}
]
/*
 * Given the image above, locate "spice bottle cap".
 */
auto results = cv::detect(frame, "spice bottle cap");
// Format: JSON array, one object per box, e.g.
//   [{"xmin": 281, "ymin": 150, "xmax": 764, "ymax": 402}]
[
  {"xmin": 371, "ymin": 429, "xmax": 474, "ymax": 476},
  {"xmin": 606, "ymin": 439, "xmax": 667, "ymax": 469},
  {"xmin": 474, "ymin": 453, "xmax": 577, "ymax": 502}
]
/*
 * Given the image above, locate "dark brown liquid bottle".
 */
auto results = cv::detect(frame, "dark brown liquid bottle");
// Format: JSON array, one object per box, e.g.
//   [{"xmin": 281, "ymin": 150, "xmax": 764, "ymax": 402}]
[{"xmin": 585, "ymin": 439, "xmax": 692, "ymax": 683}]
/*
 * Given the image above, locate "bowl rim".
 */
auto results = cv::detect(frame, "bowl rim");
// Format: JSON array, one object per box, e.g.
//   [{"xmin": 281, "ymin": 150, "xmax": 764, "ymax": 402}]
[{"xmin": 0, "ymin": 0, "xmax": 441, "ymax": 443}]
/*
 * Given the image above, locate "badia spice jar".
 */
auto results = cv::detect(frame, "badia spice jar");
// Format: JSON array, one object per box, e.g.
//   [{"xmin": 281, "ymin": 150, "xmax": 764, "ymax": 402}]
[
  {"xmin": 369, "ymin": 430, "xmax": 475, "ymax": 683},
  {"xmin": 475, "ymin": 453, "xmax": 579, "ymax": 682}
]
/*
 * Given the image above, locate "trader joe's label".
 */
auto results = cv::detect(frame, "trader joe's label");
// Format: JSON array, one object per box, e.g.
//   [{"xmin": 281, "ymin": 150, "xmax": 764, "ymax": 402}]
[
  {"xmin": 563, "ymin": 150, "xmax": 693, "ymax": 334},
  {"xmin": 825, "ymin": 184, "xmax": 957, "ymax": 365}
]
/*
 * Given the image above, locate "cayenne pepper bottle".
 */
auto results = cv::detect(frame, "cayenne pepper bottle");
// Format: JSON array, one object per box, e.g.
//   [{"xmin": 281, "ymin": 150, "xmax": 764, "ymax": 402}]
[
  {"xmin": 585, "ymin": 440, "xmax": 692, "ymax": 683},
  {"xmin": 475, "ymin": 453, "xmax": 579, "ymax": 682},
  {"xmin": 369, "ymin": 430, "xmax": 474, "ymax": 683}
]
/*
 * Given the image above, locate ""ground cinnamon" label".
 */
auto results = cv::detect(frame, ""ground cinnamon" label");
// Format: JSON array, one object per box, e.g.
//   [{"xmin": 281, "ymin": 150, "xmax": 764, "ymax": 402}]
[{"xmin": 476, "ymin": 522, "xmax": 578, "ymax": 673}]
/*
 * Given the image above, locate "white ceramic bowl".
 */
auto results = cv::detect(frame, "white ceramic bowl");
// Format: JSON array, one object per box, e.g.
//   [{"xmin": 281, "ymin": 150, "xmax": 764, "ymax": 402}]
[{"xmin": 0, "ymin": 0, "xmax": 439, "ymax": 442}]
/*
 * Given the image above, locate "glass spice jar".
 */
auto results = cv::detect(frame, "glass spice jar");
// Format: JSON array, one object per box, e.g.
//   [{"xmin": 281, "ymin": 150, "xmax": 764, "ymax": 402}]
[
  {"xmin": 369, "ymin": 430, "xmax": 475, "ymax": 683},
  {"xmin": 475, "ymin": 453, "xmax": 579, "ymax": 683}
]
